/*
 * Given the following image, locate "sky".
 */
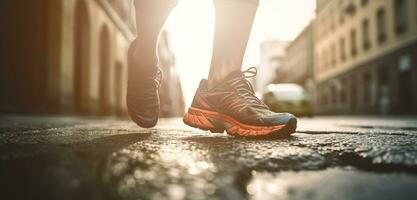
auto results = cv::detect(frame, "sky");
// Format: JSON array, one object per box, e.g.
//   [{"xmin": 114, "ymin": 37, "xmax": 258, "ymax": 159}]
[{"xmin": 164, "ymin": 0, "xmax": 316, "ymax": 105}]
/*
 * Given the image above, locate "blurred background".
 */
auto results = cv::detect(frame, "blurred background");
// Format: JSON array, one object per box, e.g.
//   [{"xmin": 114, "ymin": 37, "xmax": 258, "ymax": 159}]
[{"xmin": 0, "ymin": 0, "xmax": 416, "ymax": 118}]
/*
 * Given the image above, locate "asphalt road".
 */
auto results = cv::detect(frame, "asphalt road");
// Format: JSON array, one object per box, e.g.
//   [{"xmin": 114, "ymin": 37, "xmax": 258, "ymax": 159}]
[{"xmin": 0, "ymin": 115, "xmax": 416, "ymax": 200}]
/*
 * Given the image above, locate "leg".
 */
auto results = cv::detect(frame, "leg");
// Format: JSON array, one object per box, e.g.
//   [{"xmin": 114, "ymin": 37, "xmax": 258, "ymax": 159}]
[
  {"xmin": 184, "ymin": 0, "xmax": 297, "ymax": 137},
  {"xmin": 127, "ymin": 0, "xmax": 177, "ymax": 128},
  {"xmin": 132, "ymin": 0, "xmax": 177, "ymax": 71},
  {"xmin": 208, "ymin": 0, "xmax": 259, "ymax": 89}
]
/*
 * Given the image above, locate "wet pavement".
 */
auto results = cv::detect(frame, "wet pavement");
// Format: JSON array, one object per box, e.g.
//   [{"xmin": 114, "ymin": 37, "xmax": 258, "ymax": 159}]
[{"xmin": 0, "ymin": 115, "xmax": 417, "ymax": 200}]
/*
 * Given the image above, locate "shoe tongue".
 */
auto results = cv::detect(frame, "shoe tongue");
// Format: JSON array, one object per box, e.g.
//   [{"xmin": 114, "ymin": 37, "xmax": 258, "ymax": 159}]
[{"xmin": 210, "ymin": 70, "xmax": 251, "ymax": 92}]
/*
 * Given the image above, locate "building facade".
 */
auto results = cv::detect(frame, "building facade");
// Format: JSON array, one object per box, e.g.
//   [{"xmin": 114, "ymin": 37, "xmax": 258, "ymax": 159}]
[
  {"xmin": 256, "ymin": 40, "xmax": 289, "ymax": 95},
  {"xmin": 314, "ymin": 0, "xmax": 417, "ymax": 115},
  {"xmin": 278, "ymin": 24, "xmax": 315, "ymax": 94},
  {"xmin": 0, "ymin": 0, "xmax": 184, "ymax": 117}
]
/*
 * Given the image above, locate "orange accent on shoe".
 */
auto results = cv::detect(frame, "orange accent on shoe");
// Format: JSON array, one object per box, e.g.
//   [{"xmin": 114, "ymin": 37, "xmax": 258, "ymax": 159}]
[
  {"xmin": 183, "ymin": 108, "xmax": 216, "ymax": 130},
  {"xmin": 183, "ymin": 107, "xmax": 287, "ymax": 137}
]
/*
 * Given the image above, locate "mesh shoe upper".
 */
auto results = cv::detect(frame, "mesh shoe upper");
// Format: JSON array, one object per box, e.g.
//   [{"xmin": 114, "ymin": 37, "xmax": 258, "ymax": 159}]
[{"xmin": 191, "ymin": 67, "xmax": 295, "ymax": 126}]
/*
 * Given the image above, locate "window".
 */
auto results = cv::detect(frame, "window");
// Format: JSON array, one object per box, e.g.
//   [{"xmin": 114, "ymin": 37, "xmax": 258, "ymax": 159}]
[
  {"xmin": 323, "ymin": 91, "xmax": 329, "ymax": 106},
  {"xmin": 331, "ymin": 43, "xmax": 337, "ymax": 66},
  {"xmin": 340, "ymin": 37, "xmax": 346, "ymax": 62},
  {"xmin": 345, "ymin": 0, "xmax": 357, "ymax": 16},
  {"xmin": 320, "ymin": 90, "xmax": 325, "ymax": 106},
  {"xmin": 350, "ymin": 29, "xmax": 357, "ymax": 57},
  {"xmin": 361, "ymin": 0, "xmax": 369, "ymax": 7},
  {"xmin": 323, "ymin": 50, "xmax": 328, "ymax": 71},
  {"xmin": 394, "ymin": 0, "xmax": 408, "ymax": 34},
  {"xmin": 362, "ymin": 18, "xmax": 371, "ymax": 50},
  {"xmin": 331, "ymin": 85, "xmax": 338, "ymax": 104},
  {"xmin": 339, "ymin": 37, "xmax": 346, "ymax": 62},
  {"xmin": 339, "ymin": 6, "xmax": 345, "ymax": 25},
  {"xmin": 330, "ymin": 12, "xmax": 336, "ymax": 31},
  {"xmin": 321, "ymin": 92, "xmax": 326, "ymax": 106},
  {"xmin": 350, "ymin": 78, "xmax": 357, "ymax": 111},
  {"xmin": 378, "ymin": 66, "xmax": 389, "ymax": 86},
  {"xmin": 340, "ymin": 79, "xmax": 347, "ymax": 104},
  {"xmin": 377, "ymin": 65, "xmax": 390, "ymax": 114},
  {"xmin": 320, "ymin": 18, "xmax": 326, "ymax": 39},
  {"xmin": 339, "ymin": 15, "xmax": 345, "ymax": 25},
  {"xmin": 376, "ymin": 8, "xmax": 387, "ymax": 43},
  {"xmin": 363, "ymin": 72, "xmax": 372, "ymax": 105},
  {"xmin": 338, "ymin": 1, "xmax": 345, "ymax": 24},
  {"xmin": 326, "ymin": 49, "xmax": 331, "ymax": 70}
]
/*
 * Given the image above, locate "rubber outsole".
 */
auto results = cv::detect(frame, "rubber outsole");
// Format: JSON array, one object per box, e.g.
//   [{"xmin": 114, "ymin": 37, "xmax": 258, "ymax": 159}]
[{"xmin": 183, "ymin": 107, "xmax": 297, "ymax": 138}]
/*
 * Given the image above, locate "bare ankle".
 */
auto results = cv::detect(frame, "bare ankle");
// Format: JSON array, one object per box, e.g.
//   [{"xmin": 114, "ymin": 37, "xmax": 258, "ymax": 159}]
[
  {"xmin": 132, "ymin": 42, "xmax": 159, "ymax": 68},
  {"xmin": 207, "ymin": 63, "xmax": 241, "ymax": 89}
]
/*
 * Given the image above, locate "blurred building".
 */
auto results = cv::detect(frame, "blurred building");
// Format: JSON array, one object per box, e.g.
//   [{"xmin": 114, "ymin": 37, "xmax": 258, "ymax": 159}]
[
  {"xmin": 158, "ymin": 33, "xmax": 185, "ymax": 117},
  {"xmin": 278, "ymin": 24, "xmax": 315, "ymax": 96},
  {"xmin": 256, "ymin": 40, "xmax": 289, "ymax": 95},
  {"xmin": 0, "ymin": 0, "xmax": 184, "ymax": 117},
  {"xmin": 314, "ymin": 0, "xmax": 417, "ymax": 115}
]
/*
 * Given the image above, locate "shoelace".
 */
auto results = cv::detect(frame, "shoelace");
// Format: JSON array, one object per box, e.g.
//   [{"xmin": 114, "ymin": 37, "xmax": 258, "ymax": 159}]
[
  {"xmin": 220, "ymin": 67, "xmax": 269, "ymax": 112},
  {"xmin": 129, "ymin": 68, "xmax": 162, "ymax": 95},
  {"xmin": 154, "ymin": 68, "xmax": 163, "ymax": 88}
]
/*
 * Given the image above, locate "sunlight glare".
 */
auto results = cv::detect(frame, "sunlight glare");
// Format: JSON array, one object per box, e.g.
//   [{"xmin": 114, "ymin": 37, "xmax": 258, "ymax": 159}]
[
  {"xmin": 165, "ymin": 0, "xmax": 316, "ymax": 106},
  {"xmin": 165, "ymin": 0, "xmax": 215, "ymax": 106}
]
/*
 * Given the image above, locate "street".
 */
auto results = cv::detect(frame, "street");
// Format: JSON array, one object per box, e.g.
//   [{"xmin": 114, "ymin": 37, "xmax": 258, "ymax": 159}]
[{"xmin": 0, "ymin": 115, "xmax": 417, "ymax": 200}]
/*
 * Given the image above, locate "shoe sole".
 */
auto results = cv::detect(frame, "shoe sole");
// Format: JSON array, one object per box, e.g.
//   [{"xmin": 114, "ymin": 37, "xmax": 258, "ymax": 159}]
[{"xmin": 183, "ymin": 107, "xmax": 297, "ymax": 138}]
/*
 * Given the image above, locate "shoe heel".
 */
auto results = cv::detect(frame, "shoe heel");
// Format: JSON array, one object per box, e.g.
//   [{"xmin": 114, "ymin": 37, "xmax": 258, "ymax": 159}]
[{"xmin": 183, "ymin": 109, "xmax": 225, "ymax": 133}]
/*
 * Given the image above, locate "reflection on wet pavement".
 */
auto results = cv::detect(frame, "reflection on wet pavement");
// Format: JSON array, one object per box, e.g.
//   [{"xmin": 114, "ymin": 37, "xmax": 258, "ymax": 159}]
[
  {"xmin": 247, "ymin": 168, "xmax": 417, "ymax": 200},
  {"xmin": 104, "ymin": 140, "xmax": 217, "ymax": 199}
]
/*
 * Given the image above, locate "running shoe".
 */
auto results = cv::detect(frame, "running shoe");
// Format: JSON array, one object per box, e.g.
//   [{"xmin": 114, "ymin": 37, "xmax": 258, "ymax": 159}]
[
  {"xmin": 183, "ymin": 67, "xmax": 297, "ymax": 138},
  {"xmin": 126, "ymin": 39, "xmax": 162, "ymax": 128}
]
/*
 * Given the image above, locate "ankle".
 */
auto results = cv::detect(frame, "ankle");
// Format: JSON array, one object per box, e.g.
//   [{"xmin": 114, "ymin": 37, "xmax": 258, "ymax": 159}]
[
  {"xmin": 131, "ymin": 45, "xmax": 159, "ymax": 69},
  {"xmin": 207, "ymin": 78, "xmax": 221, "ymax": 90},
  {"xmin": 207, "ymin": 63, "xmax": 241, "ymax": 89}
]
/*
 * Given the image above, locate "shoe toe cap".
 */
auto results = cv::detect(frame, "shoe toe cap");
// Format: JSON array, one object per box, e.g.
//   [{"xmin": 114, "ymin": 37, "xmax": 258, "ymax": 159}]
[
  {"xmin": 130, "ymin": 113, "xmax": 158, "ymax": 128},
  {"xmin": 267, "ymin": 113, "xmax": 296, "ymax": 125},
  {"xmin": 127, "ymin": 103, "xmax": 159, "ymax": 128},
  {"xmin": 126, "ymin": 93, "xmax": 159, "ymax": 128}
]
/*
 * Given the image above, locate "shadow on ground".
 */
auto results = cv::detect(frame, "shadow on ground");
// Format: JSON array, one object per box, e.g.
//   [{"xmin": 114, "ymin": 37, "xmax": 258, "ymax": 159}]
[{"xmin": 0, "ymin": 133, "xmax": 150, "ymax": 200}]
